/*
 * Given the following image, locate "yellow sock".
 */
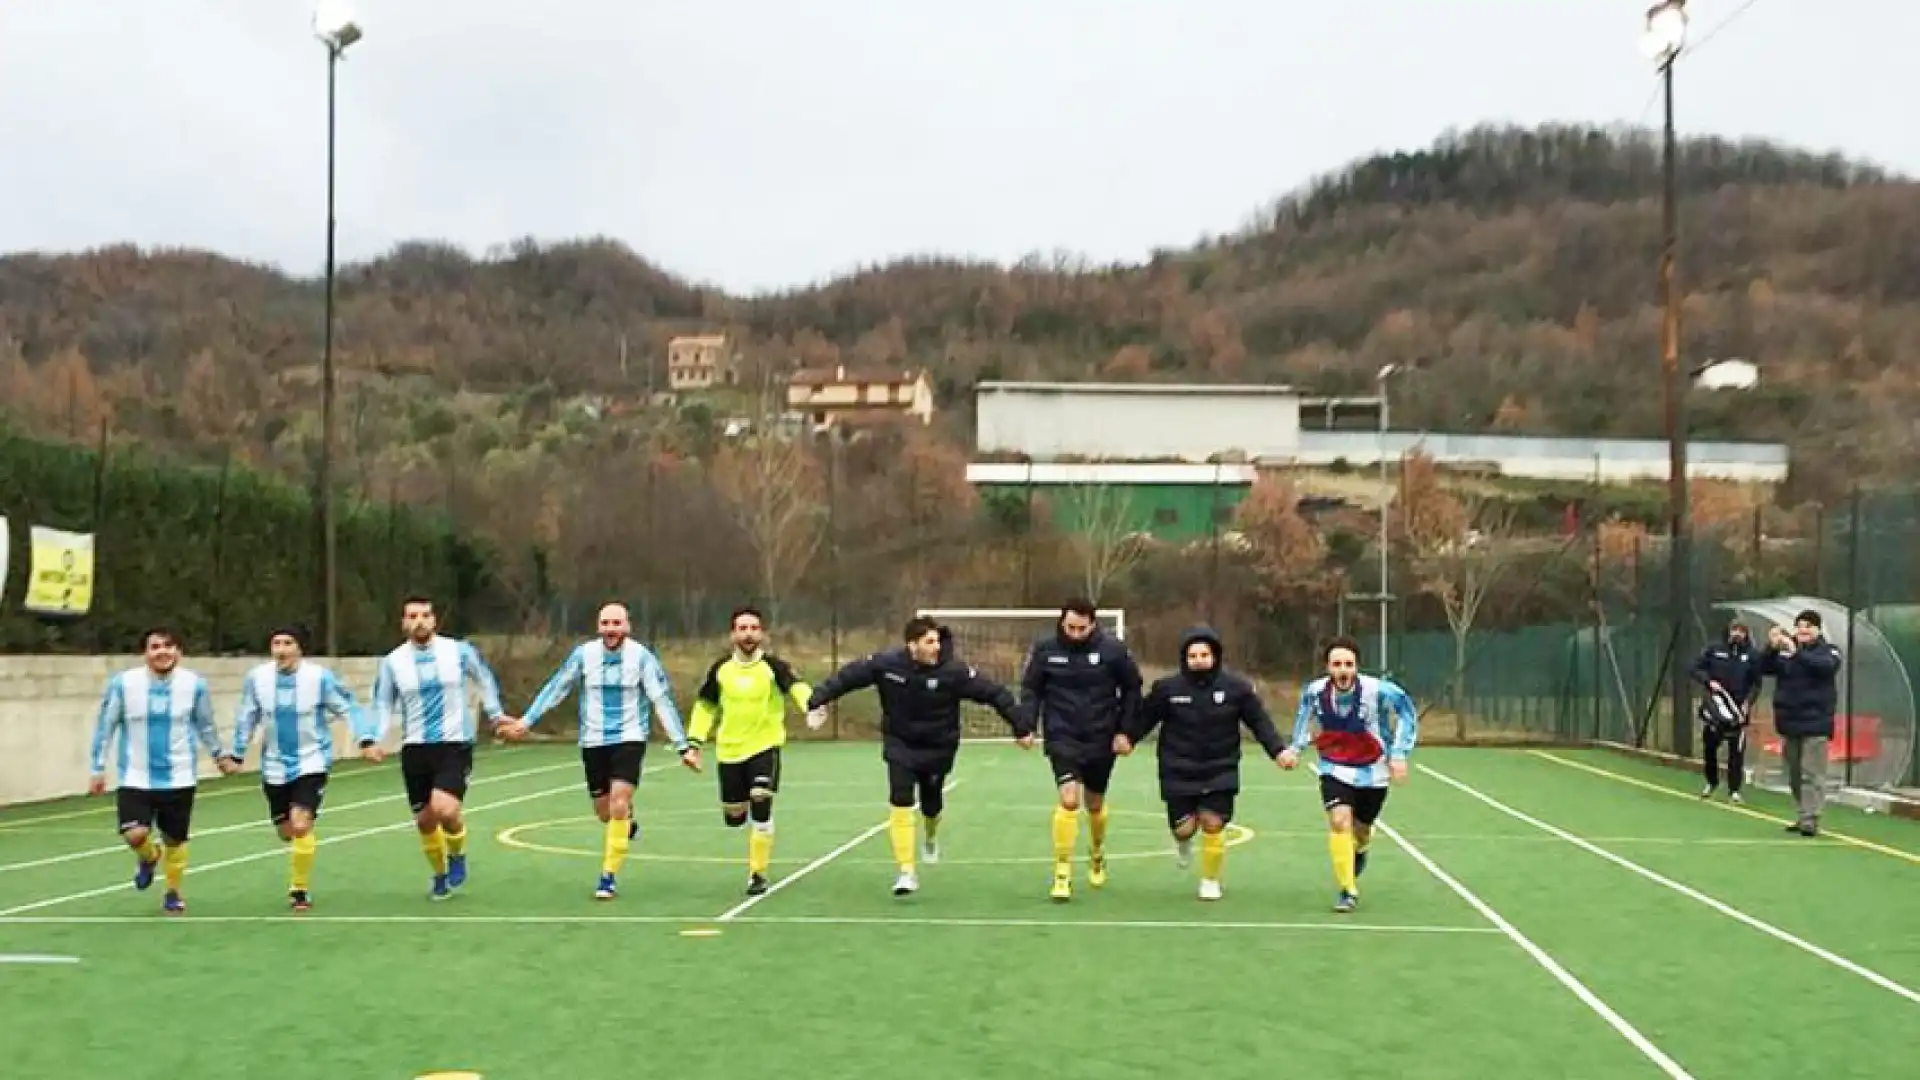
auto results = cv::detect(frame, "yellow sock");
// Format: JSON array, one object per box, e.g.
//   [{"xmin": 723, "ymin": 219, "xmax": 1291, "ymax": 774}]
[
  {"xmin": 1088, "ymin": 804, "xmax": 1110, "ymax": 851},
  {"xmin": 135, "ymin": 836, "xmax": 161, "ymax": 862},
  {"xmin": 1200, "ymin": 830, "xmax": 1227, "ymax": 879},
  {"xmin": 1329, "ymin": 831, "xmax": 1358, "ymax": 893},
  {"xmin": 888, "ymin": 807, "xmax": 916, "ymax": 872},
  {"xmin": 289, "ymin": 833, "xmax": 317, "ymax": 892},
  {"xmin": 603, "ymin": 817, "xmax": 631, "ymax": 875},
  {"xmin": 420, "ymin": 827, "xmax": 448, "ymax": 875},
  {"xmin": 1051, "ymin": 807, "xmax": 1079, "ymax": 864},
  {"xmin": 162, "ymin": 843, "xmax": 189, "ymax": 892},
  {"xmin": 443, "ymin": 826, "xmax": 467, "ymax": 857},
  {"xmin": 922, "ymin": 812, "xmax": 940, "ymax": 843},
  {"xmin": 748, "ymin": 826, "xmax": 773, "ymax": 875}
]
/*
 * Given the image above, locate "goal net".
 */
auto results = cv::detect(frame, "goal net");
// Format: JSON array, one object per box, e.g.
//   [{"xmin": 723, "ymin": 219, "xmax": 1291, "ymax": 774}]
[{"xmin": 916, "ymin": 607, "xmax": 1128, "ymax": 740}]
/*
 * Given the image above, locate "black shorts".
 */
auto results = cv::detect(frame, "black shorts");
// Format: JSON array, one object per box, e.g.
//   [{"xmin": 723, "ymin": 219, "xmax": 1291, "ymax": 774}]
[
  {"xmin": 1048, "ymin": 750, "xmax": 1116, "ymax": 794},
  {"xmin": 401, "ymin": 742, "xmax": 475, "ymax": 813},
  {"xmin": 1320, "ymin": 774, "xmax": 1389, "ymax": 824},
  {"xmin": 264, "ymin": 773, "xmax": 328, "ymax": 826},
  {"xmin": 116, "ymin": 787, "xmax": 195, "ymax": 843},
  {"xmin": 1165, "ymin": 789, "xmax": 1235, "ymax": 829},
  {"xmin": 583, "ymin": 742, "xmax": 647, "ymax": 799},
  {"xmin": 718, "ymin": 747, "xmax": 782, "ymax": 806},
  {"xmin": 886, "ymin": 759, "xmax": 950, "ymax": 808}
]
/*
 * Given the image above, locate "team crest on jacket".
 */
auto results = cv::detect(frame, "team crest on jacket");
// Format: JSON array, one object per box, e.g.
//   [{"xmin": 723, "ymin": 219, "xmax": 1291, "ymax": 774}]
[
  {"xmin": 1214, "ymin": 689, "xmax": 1226, "ymax": 703},
  {"xmin": 926, "ymin": 678, "xmax": 939, "ymax": 690}
]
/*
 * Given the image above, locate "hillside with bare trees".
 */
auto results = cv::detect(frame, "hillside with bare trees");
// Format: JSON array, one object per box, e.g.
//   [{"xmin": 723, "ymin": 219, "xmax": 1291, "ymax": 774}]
[{"xmin": 2, "ymin": 123, "xmax": 1914, "ymax": 656}]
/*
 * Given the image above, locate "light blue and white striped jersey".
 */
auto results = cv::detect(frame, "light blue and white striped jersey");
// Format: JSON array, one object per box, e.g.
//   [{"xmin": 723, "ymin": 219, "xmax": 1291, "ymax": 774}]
[
  {"xmin": 1290, "ymin": 674, "xmax": 1420, "ymax": 789},
  {"xmin": 88, "ymin": 666, "xmax": 223, "ymax": 791},
  {"xmin": 522, "ymin": 638, "xmax": 690, "ymax": 749},
  {"xmin": 231, "ymin": 660, "xmax": 369, "ymax": 785},
  {"xmin": 372, "ymin": 635, "xmax": 505, "ymax": 746}
]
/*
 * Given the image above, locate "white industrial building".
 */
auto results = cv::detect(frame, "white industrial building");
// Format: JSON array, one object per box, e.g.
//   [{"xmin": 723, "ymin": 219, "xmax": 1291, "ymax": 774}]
[
  {"xmin": 972, "ymin": 380, "xmax": 1790, "ymax": 483},
  {"xmin": 973, "ymin": 381, "xmax": 1302, "ymax": 461}
]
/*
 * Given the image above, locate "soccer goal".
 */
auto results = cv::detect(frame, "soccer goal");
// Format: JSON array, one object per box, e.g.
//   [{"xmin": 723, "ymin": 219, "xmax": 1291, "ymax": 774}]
[{"xmin": 917, "ymin": 607, "xmax": 1128, "ymax": 740}]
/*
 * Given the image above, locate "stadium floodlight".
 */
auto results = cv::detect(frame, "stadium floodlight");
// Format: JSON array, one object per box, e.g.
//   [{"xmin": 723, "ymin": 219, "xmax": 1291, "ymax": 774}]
[
  {"xmin": 1692, "ymin": 358, "xmax": 1759, "ymax": 391},
  {"xmin": 314, "ymin": 0, "xmax": 363, "ymax": 53},
  {"xmin": 1640, "ymin": 1, "xmax": 1687, "ymax": 66}
]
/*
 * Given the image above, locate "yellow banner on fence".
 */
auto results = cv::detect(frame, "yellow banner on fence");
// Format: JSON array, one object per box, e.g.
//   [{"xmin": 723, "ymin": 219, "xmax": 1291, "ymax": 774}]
[{"xmin": 24, "ymin": 525, "xmax": 95, "ymax": 616}]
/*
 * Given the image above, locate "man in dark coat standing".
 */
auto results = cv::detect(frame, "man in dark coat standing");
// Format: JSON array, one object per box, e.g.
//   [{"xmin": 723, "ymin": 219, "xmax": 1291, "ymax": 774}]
[{"xmin": 1761, "ymin": 609, "xmax": 1842, "ymax": 837}]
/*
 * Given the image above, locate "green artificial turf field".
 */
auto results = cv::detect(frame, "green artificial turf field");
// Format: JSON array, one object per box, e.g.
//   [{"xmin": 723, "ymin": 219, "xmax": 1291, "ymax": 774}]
[{"xmin": 1, "ymin": 741, "xmax": 1915, "ymax": 1080}]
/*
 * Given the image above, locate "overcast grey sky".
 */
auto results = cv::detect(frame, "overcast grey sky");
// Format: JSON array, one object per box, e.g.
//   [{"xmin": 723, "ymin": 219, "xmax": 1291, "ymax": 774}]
[{"xmin": 2, "ymin": 1, "xmax": 1913, "ymax": 295}]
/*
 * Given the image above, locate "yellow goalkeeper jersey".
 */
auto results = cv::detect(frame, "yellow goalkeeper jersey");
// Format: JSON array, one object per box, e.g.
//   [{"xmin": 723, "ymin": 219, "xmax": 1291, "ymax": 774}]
[{"xmin": 688, "ymin": 651, "xmax": 812, "ymax": 763}]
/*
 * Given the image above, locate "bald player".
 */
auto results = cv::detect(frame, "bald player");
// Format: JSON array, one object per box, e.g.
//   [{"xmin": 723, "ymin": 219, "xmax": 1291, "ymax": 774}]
[{"xmin": 500, "ymin": 603, "xmax": 699, "ymax": 899}]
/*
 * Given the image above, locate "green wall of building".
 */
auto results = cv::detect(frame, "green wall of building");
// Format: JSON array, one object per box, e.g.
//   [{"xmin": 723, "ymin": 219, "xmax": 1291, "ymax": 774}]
[{"xmin": 976, "ymin": 481, "xmax": 1250, "ymax": 542}]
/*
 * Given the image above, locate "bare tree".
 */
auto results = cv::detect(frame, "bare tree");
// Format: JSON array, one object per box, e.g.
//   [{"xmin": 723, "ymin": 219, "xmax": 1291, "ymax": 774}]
[
  {"xmin": 473, "ymin": 450, "xmax": 564, "ymax": 652},
  {"xmin": 711, "ymin": 375, "xmax": 826, "ymax": 619},
  {"xmin": 1057, "ymin": 483, "xmax": 1148, "ymax": 604},
  {"xmin": 1398, "ymin": 453, "xmax": 1522, "ymax": 739}
]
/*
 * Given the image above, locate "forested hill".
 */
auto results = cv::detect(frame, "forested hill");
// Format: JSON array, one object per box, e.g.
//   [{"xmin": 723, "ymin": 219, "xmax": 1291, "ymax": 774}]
[{"xmin": 2, "ymin": 123, "xmax": 1917, "ymax": 502}]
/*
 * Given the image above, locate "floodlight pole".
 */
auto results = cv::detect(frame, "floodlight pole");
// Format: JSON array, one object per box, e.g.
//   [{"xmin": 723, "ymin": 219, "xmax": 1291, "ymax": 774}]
[
  {"xmin": 1377, "ymin": 368, "xmax": 1393, "ymax": 676},
  {"xmin": 318, "ymin": 39, "xmax": 342, "ymax": 658},
  {"xmin": 1654, "ymin": 9, "xmax": 1694, "ymax": 759}
]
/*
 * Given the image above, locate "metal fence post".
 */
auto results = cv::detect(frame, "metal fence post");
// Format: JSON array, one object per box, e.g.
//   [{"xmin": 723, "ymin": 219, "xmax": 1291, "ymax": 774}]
[
  {"xmin": 827, "ymin": 436, "xmax": 842, "ymax": 741},
  {"xmin": 210, "ymin": 449, "xmax": 232, "ymax": 651},
  {"xmin": 1845, "ymin": 487, "xmax": 1860, "ymax": 789}
]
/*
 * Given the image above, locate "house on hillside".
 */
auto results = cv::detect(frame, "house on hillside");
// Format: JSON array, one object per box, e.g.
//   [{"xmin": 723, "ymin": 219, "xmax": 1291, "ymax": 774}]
[
  {"xmin": 667, "ymin": 333, "xmax": 736, "ymax": 392},
  {"xmin": 785, "ymin": 365, "xmax": 935, "ymax": 432},
  {"xmin": 964, "ymin": 461, "xmax": 1255, "ymax": 543}
]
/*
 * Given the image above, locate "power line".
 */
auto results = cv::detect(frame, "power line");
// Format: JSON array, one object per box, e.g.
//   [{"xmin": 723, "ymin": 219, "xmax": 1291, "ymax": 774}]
[
  {"xmin": 1687, "ymin": 0, "xmax": 1770, "ymax": 57},
  {"xmin": 1636, "ymin": 80, "xmax": 1664, "ymax": 127}
]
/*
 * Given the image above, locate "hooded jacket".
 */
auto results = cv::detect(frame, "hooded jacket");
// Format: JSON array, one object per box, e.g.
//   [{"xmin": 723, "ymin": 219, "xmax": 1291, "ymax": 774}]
[
  {"xmin": 807, "ymin": 625, "xmax": 1028, "ymax": 768},
  {"xmin": 1017, "ymin": 621, "xmax": 1143, "ymax": 762},
  {"xmin": 1124, "ymin": 626, "xmax": 1286, "ymax": 796}
]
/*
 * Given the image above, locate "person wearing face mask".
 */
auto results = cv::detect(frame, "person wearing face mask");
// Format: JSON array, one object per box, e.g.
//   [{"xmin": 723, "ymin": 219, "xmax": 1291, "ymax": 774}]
[
  {"xmin": 1690, "ymin": 621, "xmax": 1762, "ymax": 802},
  {"xmin": 1113, "ymin": 626, "xmax": 1286, "ymax": 902},
  {"xmin": 1761, "ymin": 610, "xmax": 1843, "ymax": 837}
]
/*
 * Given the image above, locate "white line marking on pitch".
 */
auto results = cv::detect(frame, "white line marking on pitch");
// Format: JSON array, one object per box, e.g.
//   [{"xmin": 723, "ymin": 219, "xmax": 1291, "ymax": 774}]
[
  {"xmin": 0, "ymin": 953, "xmax": 81, "ymax": 964},
  {"xmin": 1421, "ymin": 764, "xmax": 1920, "ymax": 1008},
  {"xmin": 712, "ymin": 775, "xmax": 969, "ymax": 922},
  {"xmin": 0, "ymin": 765, "xmax": 640, "ymax": 918},
  {"xmin": 0, "ymin": 755, "xmax": 408, "ymax": 831},
  {"xmin": 1528, "ymin": 750, "xmax": 1920, "ymax": 867},
  {"xmin": 1379, "ymin": 819, "xmax": 1696, "ymax": 1079},
  {"xmin": 0, "ymin": 913, "xmax": 1499, "ymax": 934},
  {"xmin": 0, "ymin": 761, "xmax": 577, "ymax": 876}
]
